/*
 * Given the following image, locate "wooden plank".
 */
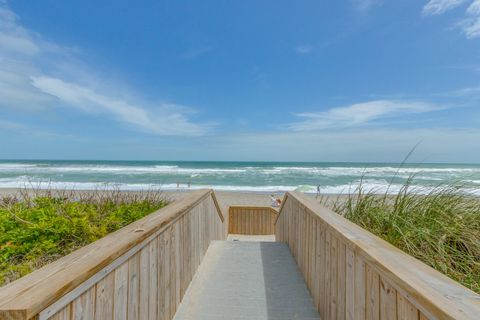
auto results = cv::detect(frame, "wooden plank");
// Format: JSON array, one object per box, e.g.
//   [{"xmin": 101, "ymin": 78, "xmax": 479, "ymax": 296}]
[
  {"xmin": 127, "ymin": 255, "xmax": 139, "ymax": 320},
  {"xmin": 138, "ymin": 246, "xmax": 149, "ymax": 319},
  {"xmin": 366, "ymin": 264, "xmax": 380, "ymax": 320},
  {"xmin": 325, "ymin": 230, "xmax": 332, "ymax": 319},
  {"xmin": 71, "ymin": 286, "xmax": 95, "ymax": 320},
  {"xmin": 94, "ymin": 272, "xmax": 114, "ymax": 320},
  {"xmin": 148, "ymin": 240, "xmax": 158, "ymax": 320},
  {"xmin": 338, "ymin": 241, "xmax": 346, "ymax": 320},
  {"xmin": 317, "ymin": 220, "xmax": 324, "ymax": 315},
  {"xmin": 113, "ymin": 262, "xmax": 128, "ymax": 320},
  {"xmin": 330, "ymin": 235, "xmax": 338, "ymax": 320},
  {"xmin": 174, "ymin": 223, "xmax": 180, "ymax": 311},
  {"xmin": 355, "ymin": 255, "xmax": 367, "ymax": 320},
  {"xmin": 305, "ymin": 211, "xmax": 311, "ymax": 286},
  {"xmin": 157, "ymin": 233, "xmax": 166, "ymax": 320},
  {"xmin": 165, "ymin": 226, "xmax": 173, "ymax": 319},
  {"xmin": 50, "ymin": 304, "xmax": 71, "ymax": 320},
  {"xmin": 346, "ymin": 246, "xmax": 355, "ymax": 320},
  {"xmin": 397, "ymin": 294, "xmax": 419, "ymax": 320},
  {"xmin": 179, "ymin": 215, "xmax": 186, "ymax": 299},
  {"xmin": 380, "ymin": 277, "xmax": 397, "ymax": 320}
]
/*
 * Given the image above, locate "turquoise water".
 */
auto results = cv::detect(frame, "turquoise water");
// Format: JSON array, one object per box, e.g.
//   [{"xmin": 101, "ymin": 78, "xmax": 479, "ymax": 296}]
[{"xmin": 0, "ymin": 160, "xmax": 479, "ymax": 194}]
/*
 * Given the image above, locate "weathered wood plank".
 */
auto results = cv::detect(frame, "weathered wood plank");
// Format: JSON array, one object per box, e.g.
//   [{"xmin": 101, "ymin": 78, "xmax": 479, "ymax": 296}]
[
  {"xmin": 127, "ymin": 254, "xmax": 139, "ymax": 320},
  {"xmin": 366, "ymin": 265, "xmax": 380, "ymax": 320},
  {"xmin": 397, "ymin": 295, "xmax": 419, "ymax": 320},
  {"xmin": 227, "ymin": 206, "xmax": 276, "ymax": 235},
  {"xmin": 71, "ymin": 286, "xmax": 95, "ymax": 320},
  {"xmin": 50, "ymin": 304, "xmax": 70, "ymax": 320},
  {"xmin": 338, "ymin": 241, "xmax": 347, "ymax": 320},
  {"xmin": 380, "ymin": 277, "xmax": 397, "ymax": 320},
  {"xmin": 148, "ymin": 240, "xmax": 158, "ymax": 320},
  {"xmin": 138, "ymin": 246, "xmax": 149, "ymax": 319},
  {"xmin": 113, "ymin": 262, "xmax": 128, "ymax": 320},
  {"xmin": 94, "ymin": 272, "xmax": 114, "ymax": 320},
  {"xmin": 346, "ymin": 246, "xmax": 355, "ymax": 320}
]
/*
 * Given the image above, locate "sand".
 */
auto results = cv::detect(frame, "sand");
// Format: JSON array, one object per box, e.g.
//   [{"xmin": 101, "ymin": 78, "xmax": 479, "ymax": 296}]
[{"xmin": 0, "ymin": 187, "xmax": 346, "ymax": 212}]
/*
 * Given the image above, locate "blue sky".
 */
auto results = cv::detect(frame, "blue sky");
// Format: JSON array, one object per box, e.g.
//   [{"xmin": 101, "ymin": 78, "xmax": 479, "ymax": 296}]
[{"xmin": 0, "ymin": 0, "xmax": 479, "ymax": 162}]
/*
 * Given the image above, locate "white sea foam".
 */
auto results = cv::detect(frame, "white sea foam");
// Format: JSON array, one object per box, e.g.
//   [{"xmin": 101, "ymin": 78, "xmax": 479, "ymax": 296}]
[
  {"xmin": 0, "ymin": 177, "xmax": 478, "ymax": 195},
  {"xmin": 0, "ymin": 164, "xmax": 476, "ymax": 181},
  {"xmin": 0, "ymin": 164, "xmax": 248, "ymax": 175}
]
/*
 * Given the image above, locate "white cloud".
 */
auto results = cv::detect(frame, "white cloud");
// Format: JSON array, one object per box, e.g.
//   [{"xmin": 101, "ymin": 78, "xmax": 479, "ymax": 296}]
[
  {"xmin": 423, "ymin": 0, "xmax": 467, "ymax": 15},
  {"xmin": 288, "ymin": 100, "xmax": 442, "ymax": 131},
  {"xmin": 0, "ymin": 3, "xmax": 209, "ymax": 136},
  {"xmin": 0, "ymin": 119, "xmax": 28, "ymax": 131},
  {"xmin": 30, "ymin": 76, "xmax": 209, "ymax": 136},
  {"xmin": 352, "ymin": 0, "xmax": 382, "ymax": 12},
  {"xmin": 462, "ymin": 17, "xmax": 480, "ymax": 38},
  {"xmin": 182, "ymin": 128, "xmax": 480, "ymax": 163},
  {"xmin": 295, "ymin": 45, "xmax": 313, "ymax": 54},
  {"xmin": 423, "ymin": 0, "xmax": 480, "ymax": 38},
  {"xmin": 183, "ymin": 46, "xmax": 213, "ymax": 59}
]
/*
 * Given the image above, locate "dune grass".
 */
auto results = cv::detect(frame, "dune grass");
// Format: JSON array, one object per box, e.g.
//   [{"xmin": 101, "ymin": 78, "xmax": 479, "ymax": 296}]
[
  {"xmin": 322, "ymin": 180, "xmax": 480, "ymax": 293},
  {"xmin": 0, "ymin": 188, "xmax": 167, "ymax": 287}
]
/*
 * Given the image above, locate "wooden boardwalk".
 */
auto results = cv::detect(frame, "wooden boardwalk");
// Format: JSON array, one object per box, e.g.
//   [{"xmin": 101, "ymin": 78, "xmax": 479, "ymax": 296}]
[
  {"xmin": 1, "ymin": 189, "xmax": 479, "ymax": 320},
  {"xmin": 173, "ymin": 241, "xmax": 320, "ymax": 320}
]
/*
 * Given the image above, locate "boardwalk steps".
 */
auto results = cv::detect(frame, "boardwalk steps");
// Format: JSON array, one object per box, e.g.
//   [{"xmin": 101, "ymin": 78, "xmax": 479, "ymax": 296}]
[
  {"xmin": 1, "ymin": 189, "xmax": 479, "ymax": 320},
  {"xmin": 173, "ymin": 241, "xmax": 320, "ymax": 320}
]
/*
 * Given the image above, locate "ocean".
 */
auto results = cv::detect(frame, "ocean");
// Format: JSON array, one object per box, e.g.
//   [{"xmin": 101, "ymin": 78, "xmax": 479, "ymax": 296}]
[{"xmin": 0, "ymin": 160, "xmax": 479, "ymax": 195}]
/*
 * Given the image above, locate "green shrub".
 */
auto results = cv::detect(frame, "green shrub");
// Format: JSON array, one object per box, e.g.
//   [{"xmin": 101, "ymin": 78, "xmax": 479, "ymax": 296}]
[{"xmin": 0, "ymin": 189, "xmax": 167, "ymax": 286}]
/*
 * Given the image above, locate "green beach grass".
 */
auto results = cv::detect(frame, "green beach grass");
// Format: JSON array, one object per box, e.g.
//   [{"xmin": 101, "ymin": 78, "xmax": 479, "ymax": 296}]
[
  {"xmin": 322, "ymin": 180, "xmax": 480, "ymax": 294},
  {"xmin": 0, "ymin": 189, "xmax": 167, "ymax": 287}
]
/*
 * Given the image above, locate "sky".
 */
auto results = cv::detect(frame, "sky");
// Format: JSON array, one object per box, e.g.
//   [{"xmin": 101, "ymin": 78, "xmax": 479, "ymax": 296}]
[{"xmin": 0, "ymin": 0, "xmax": 479, "ymax": 163}]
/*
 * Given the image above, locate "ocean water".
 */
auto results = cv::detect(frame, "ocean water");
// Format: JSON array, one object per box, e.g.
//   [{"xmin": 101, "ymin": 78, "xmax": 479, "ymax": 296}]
[{"xmin": 0, "ymin": 160, "xmax": 479, "ymax": 195}]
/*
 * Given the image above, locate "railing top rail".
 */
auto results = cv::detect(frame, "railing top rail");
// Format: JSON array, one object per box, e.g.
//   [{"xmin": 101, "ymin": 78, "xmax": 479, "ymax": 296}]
[
  {"xmin": 279, "ymin": 191, "xmax": 480, "ymax": 320},
  {"xmin": 0, "ymin": 189, "xmax": 223, "ymax": 320},
  {"xmin": 228, "ymin": 205, "xmax": 278, "ymax": 213}
]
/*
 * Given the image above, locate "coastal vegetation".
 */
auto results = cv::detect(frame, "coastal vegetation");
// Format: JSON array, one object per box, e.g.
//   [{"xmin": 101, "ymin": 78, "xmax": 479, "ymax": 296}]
[
  {"xmin": 324, "ymin": 180, "xmax": 480, "ymax": 294},
  {"xmin": 0, "ymin": 189, "xmax": 167, "ymax": 286}
]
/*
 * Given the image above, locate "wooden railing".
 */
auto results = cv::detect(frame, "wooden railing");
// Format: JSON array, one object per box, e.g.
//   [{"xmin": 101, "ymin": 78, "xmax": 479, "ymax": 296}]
[
  {"xmin": 228, "ymin": 206, "xmax": 277, "ymax": 235},
  {"xmin": 275, "ymin": 191, "xmax": 480, "ymax": 320},
  {"xmin": 0, "ymin": 189, "xmax": 225, "ymax": 320}
]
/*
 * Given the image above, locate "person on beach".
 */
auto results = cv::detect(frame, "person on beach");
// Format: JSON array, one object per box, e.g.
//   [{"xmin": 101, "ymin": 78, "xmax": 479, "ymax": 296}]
[
  {"xmin": 276, "ymin": 197, "xmax": 282, "ymax": 207},
  {"xmin": 187, "ymin": 181, "xmax": 191, "ymax": 188},
  {"xmin": 316, "ymin": 185, "xmax": 320, "ymax": 199},
  {"xmin": 270, "ymin": 194, "xmax": 279, "ymax": 207},
  {"xmin": 270, "ymin": 194, "xmax": 282, "ymax": 207}
]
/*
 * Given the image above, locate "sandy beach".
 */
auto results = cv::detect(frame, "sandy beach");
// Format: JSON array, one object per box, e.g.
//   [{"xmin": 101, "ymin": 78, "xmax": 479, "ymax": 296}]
[{"xmin": 0, "ymin": 187, "xmax": 348, "ymax": 216}]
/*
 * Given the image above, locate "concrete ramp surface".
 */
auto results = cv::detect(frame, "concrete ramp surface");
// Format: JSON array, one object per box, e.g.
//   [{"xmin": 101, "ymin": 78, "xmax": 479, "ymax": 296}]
[{"xmin": 173, "ymin": 241, "xmax": 321, "ymax": 320}]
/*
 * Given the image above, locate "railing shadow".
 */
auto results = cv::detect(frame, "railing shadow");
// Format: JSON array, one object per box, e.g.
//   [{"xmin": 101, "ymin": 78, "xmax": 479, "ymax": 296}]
[{"xmin": 259, "ymin": 242, "xmax": 320, "ymax": 319}]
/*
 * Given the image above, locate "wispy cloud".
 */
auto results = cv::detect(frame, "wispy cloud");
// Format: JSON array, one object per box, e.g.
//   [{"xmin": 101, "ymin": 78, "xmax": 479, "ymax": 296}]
[
  {"xmin": 0, "ymin": 119, "xmax": 28, "ymax": 131},
  {"xmin": 288, "ymin": 100, "xmax": 442, "ymax": 131},
  {"xmin": 31, "ymin": 76, "xmax": 209, "ymax": 136},
  {"xmin": 450, "ymin": 85, "xmax": 480, "ymax": 96},
  {"xmin": 462, "ymin": 0, "xmax": 480, "ymax": 38},
  {"xmin": 352, "ymin": 0, "xmax": 382, "ymax": 12},
  {"xmin": 0, "ymin": 2, "xmax": 210, "ymax": 136},
  {"xmin": 295, "ymin": 45, "xmax": 313, "ymax": 54},
  {"xmin": 423, "ymin": 0, "xmax": 467, "ymax": 15},
  {"xmin": 182, "ymin": 46, "xmax": 213, "ymax": 59},
  {"xmin": 423, "ymin": 0, "xmax": 480, "ymax": 38}
]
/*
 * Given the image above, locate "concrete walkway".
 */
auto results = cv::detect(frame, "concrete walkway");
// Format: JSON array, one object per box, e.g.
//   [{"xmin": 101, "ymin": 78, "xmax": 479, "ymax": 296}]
[{"xmin": 173, "ymin": 241, "xmax": 321, "ymax": 320}]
